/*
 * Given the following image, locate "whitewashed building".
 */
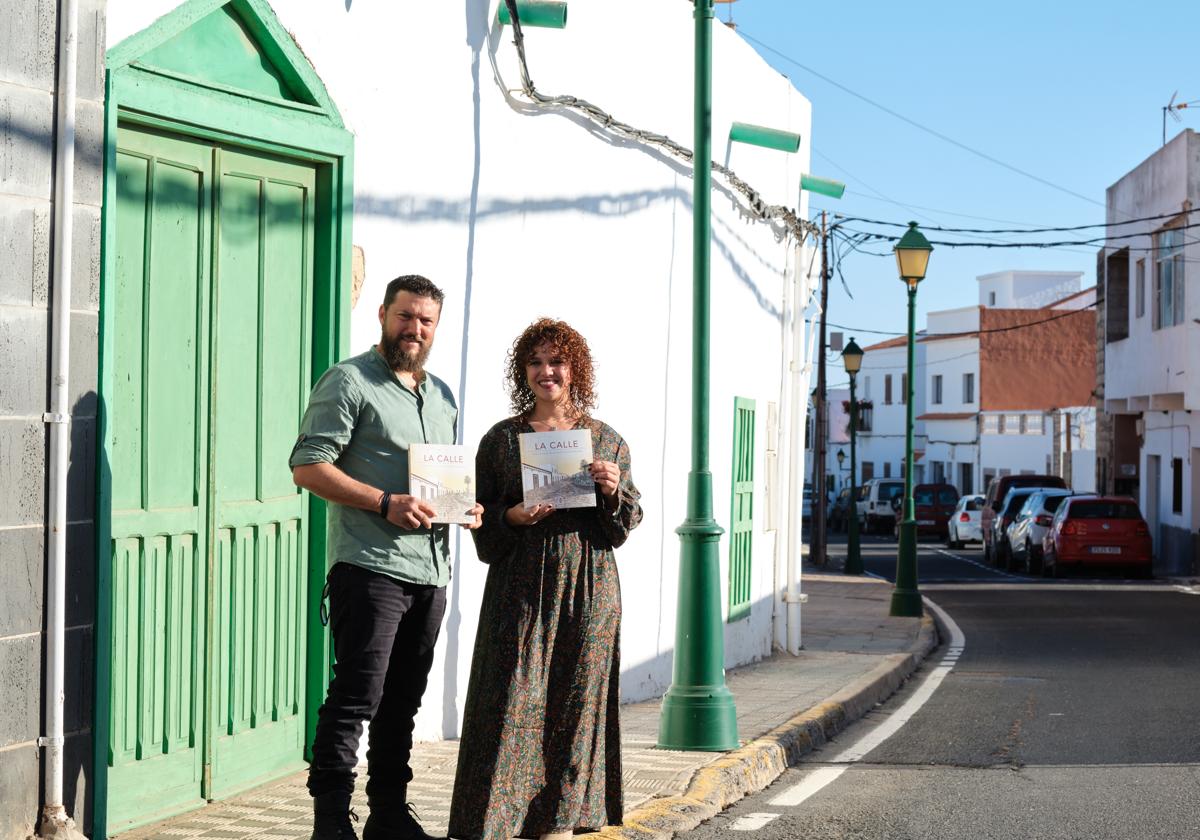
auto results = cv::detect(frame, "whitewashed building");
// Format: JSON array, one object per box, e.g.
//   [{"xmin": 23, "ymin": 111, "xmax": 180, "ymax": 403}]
[
  {"xmin": 856, "ymin": 335, "xmax": 927, "ymax": 486},
  {"xmin": 1100, "ymin": 128, "xmax": 1200, "ymax": 576},
  {"xmin": 2, "ymin": 1, "xmax": 830, "ymax": 836}
]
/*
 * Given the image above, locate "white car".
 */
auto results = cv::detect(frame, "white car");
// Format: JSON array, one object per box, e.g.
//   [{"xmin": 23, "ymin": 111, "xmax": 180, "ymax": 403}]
[
  {"xmin": 858, "ymin": 478, "xmax": 905, "ymax": 534},
  {"xmin": 802, "ymin": 487, "xmax": 814, "ymax": 521},
  {"xmin": 1007, "ymin": 489, "xmax": 1074, "ymax": 574},
  {"xmin": 947, "ymin": 494, "xmax": 985, "ymax": 549}
]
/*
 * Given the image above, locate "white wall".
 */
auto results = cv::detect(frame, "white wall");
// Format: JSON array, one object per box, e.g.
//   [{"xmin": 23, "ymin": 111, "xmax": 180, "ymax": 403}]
[
  {"xmin": 856, "ymin": 342, "xmax": 923, "ymax": 482},
  {"xmin": 977, "ymin": 270, "xmax": 1082, "ymax": 309},
  {"xmin": 108, "ymin": 0, "xmax": 816, "ymax": 738}
]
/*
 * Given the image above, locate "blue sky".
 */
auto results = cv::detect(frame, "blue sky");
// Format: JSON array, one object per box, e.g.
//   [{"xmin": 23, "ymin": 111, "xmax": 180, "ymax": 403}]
[{"xmin": 725, "ymin": 0, "xmax": 1198, "ymax": 376}]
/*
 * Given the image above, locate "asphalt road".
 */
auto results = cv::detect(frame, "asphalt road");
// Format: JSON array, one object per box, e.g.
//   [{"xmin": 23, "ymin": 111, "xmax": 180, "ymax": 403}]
[{"xmin": 681, "ymin": 534, "xmax": 1200, "ymax": 840}]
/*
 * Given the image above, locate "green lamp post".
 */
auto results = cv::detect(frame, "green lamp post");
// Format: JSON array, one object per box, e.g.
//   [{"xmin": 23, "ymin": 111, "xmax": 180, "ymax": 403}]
[
  {"xmin": 841, "ymin": 337, "xmax": 864, "ymax": 575},
  {"xmin": 657, "ymin": 0, "xmax": 739, "ymax": 752},
  {"xmin": 889, "ymin": 223, "xmax": 933, "ymax": 617}
]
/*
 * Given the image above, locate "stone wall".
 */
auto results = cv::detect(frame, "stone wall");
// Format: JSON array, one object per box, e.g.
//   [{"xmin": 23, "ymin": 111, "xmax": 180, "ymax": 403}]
[{"xmin": 0, "ymin": 0, "xmax": 105, "ymax": 836}]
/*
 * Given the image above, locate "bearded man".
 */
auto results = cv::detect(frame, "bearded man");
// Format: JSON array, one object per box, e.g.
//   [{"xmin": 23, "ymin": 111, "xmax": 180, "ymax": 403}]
[{"xmin": 291, "ymin": 275, "xmax": 482, "ymax": 840}]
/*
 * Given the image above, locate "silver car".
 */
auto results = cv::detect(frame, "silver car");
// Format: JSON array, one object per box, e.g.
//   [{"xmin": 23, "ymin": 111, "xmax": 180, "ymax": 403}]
[
  {"xmin": 1007, "ymin": 489, "xmax": 1073, "ymax": 574},
  {"xmin": 947, "ymin": 494, "xmax": 985, "ymax": 549}
]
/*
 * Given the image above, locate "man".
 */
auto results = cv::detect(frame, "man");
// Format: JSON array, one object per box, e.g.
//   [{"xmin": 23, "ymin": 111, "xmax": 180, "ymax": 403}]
[{"xmin": 291, "ymin": 275, "xmax": 482, "ymax": 840}]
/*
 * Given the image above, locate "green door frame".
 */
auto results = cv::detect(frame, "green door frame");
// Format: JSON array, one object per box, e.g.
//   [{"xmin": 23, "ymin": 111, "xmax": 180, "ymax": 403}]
[{"xmin": 94, "ymin": 2, "xmax": 353, "ymax": 836}]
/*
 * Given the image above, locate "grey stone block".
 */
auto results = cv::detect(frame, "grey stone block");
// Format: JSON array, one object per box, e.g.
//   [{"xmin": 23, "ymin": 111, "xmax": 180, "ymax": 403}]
[
  {"xmin": 66, "ymin": 521, "xmax": 95, "ymax": 628},
  {"xmin": 0, "ymin": 82, "xmax": 54, "ymax": 200},
  {"xmin": 0, "ymin": 634, "xmax": 40, "ymax": 748},
  {"xmin": 69, "ymin": 310, "xmax": 99, "ymax": 417},
  {"xmin": 0, "ymin": 199, "xmax": 52, "ymax": 307},
  {"xmin": 0, "ymin": 419, "xmax": 46, "ymax": 528},
  {"xmin": 0, "ymin": 0, "xmax": 56, "ymax": 91},
  {"xmin": 0, "ymin": 306, "xmax": 50, "ymax": 415},
  {"xmin": 67, "ymin": 416, "xmax": 96, "ymax": 523},
  {"xmin": 0, "ymin": 742, "xmax": 39, "ymax": 840},
  {"xmin": 0, "ymin": 526, "xmax": 43, "ymax": 638},
  {"xmin": 70, "ymin": 203, "xmax": 101, "ymax": 311},
  {"xmin": 76, "ymin": 0, "xmax": 108, "ymax": 105},
  {"xmin": 73, "ymin": 98, "xmax": 105, "ymax": 208}
]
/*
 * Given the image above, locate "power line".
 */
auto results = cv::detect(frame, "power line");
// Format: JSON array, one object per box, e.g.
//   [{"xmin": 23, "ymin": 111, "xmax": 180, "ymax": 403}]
[
  {"xmin": 739, "ymin": 31, "xmax": 1104, "ymax": 209},
  {"xmin": 837, "ymin": 207, "xmax": 1200, "ymax": 235},
  {"xmin": 835, "ymin": 220, "xmax": 1200, "ymax": 249},
  {"xmin": 829, "ymin": 301, "xmax": 1096, "ymax": 339}
]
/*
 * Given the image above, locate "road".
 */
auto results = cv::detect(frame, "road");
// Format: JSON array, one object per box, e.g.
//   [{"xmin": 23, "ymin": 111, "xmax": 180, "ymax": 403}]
[{"xmin": 681, "ymin": 533, "xmax": 1200, "ymax": 839}]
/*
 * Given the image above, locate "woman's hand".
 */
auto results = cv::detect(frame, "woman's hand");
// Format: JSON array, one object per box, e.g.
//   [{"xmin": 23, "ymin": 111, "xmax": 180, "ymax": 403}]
[
  {"xmin": 505, "ymin": 502, "xmax": 554, "ymax": 526},
  {"xmin": 461, "ymin": 503, "xmax": 484, "ymax": 530},
  {"xmin": 589, "ymin": 460, "xmax": 620, "ymax": 498}
]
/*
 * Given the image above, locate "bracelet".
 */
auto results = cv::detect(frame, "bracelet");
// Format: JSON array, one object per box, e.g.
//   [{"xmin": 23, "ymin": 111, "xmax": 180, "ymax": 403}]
[{"xmin": 379, "ymin": 491, "xmax": 392, "ymax": 519}]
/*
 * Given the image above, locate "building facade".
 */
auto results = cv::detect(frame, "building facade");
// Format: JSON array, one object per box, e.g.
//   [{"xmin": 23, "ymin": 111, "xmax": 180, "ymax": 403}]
[
  {"xmin": 1101, "ymin": 129, "xmax": 1200, "ymax": 576},
  {"xmin": 1, "ymin": 1, "xmax": 828, "ymax": 836}
]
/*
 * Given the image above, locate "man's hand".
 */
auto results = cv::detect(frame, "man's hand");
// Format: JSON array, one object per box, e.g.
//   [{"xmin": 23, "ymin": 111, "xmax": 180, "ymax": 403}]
[
  {"xmin": 386, "ymin": 494, "xmax": 437, "ymax": 529},
  {"xmin": 461, "ymin": 503, "xmax": 484, "ymax": 530},
  {"xmin": 505, "ymin": 502, "xmax": 554, "ymax": 526}
]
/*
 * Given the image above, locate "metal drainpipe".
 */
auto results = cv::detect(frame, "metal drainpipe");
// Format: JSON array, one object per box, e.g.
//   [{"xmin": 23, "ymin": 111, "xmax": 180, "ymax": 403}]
[
  {"xmin": 40, "ymin": 0, "xmax": 86, "ymax": 837},
  {"xmin": 784, "ymin": 267, "xmax": 814, "ymax": 656}
]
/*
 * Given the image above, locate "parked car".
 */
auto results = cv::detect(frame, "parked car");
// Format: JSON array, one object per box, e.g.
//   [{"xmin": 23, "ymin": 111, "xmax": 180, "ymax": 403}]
[
  {"xmin": 858, "ymin": 478, "xmax": 905, "ymax": 534},
  {"xmin": 891, "ymin": 483, "xmax": 960, "ymax": 539},
  {"xmin": 1042, "ymin": 496, "xmax": 1153, "ymax": 578},
  {"xmin": 1007, "ymin": 489, "xmax": 1073, "ymax": 574},
  {"xmin": 991, "ymin": 487, "xmax": 1042, "ymax": 570},
  {"xmin": 801, "ymin": 486, "xmax": 814, "ymax": 521},
  {"xmin": 829, "ymin": 487, "xmax": 854, "ymax": 532},
  {"xmin": 947, "ymin": 494, "xmax": 986, "ymax": 549},
  {"xmin": 982, "ymin": 474, "xmax": 1067, "ymax": 565}
]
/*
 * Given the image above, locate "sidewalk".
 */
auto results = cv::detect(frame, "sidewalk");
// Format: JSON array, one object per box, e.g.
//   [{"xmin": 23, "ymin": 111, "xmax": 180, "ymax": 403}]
[{"xmin": 116, "ymin": 569, "xmax": 937, "ymax": 840}]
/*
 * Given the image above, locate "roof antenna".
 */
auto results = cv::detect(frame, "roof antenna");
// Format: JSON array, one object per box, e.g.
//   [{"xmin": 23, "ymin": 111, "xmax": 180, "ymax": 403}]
[
  {"xmin": 1162, "ymin": 91, "xmax": 1198, "ymax": 146},
  {"xmin": 715, "ymin": 0, "xmax": 738, "ymax": 30}
]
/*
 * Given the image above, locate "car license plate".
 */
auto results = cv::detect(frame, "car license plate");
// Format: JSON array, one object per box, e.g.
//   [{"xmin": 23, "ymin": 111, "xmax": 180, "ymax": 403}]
[
  {"xmin": 918, "ymin": 520, "xmax": 934, "ymax": 526},
  {"xmin": 1089, "ymin": 546, "xmax": 1121, "ymax": 555}
]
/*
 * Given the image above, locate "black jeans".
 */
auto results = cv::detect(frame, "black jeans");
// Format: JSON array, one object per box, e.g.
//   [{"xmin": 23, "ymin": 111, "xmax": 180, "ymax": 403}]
[{"xmin": 307, "ymin": 562, "xmax": 448, "ymax": 799}]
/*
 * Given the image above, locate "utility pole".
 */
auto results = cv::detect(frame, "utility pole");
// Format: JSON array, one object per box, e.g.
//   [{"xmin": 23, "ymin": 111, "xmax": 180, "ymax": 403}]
[{"xmin": 812, "ymin": 211, "xmax": 830, "ymax": 567}]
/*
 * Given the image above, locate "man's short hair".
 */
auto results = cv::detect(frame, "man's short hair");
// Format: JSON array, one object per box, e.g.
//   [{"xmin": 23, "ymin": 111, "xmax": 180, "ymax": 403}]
[{"xmin": 383, "ymin": 275, "xmax": 445, "ymax": 309}]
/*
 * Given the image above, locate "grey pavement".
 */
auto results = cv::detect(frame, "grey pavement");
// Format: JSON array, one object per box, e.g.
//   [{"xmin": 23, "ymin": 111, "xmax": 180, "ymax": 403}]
[{"xmin": 114, "ymin": 568, "xmax": 936, "ymax": 840}]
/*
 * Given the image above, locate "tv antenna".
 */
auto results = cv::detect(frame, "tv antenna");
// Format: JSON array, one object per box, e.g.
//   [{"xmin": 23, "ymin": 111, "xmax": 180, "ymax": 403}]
[
  {"xmin": 1162, "ymin": 91, "xmax": 1199, "ymax": 146},
  {"xmin": 715, "ymin": 0, "xmax": 738, "ymax": 30}
]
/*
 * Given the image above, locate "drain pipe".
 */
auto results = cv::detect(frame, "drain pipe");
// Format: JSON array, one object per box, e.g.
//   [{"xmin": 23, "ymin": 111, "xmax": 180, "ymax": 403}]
[{"xmin": 40, "ymin": 0, "xmax": 86, "ymax": 838}]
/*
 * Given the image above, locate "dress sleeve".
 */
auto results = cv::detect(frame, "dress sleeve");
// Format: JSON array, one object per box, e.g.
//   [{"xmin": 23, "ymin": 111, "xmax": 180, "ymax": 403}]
[
  {"xmin": 598, "ymin": 435, "xmax": 643, "ymax": 549},
  {"xmin": 470, "ymin": 423, "xmax": 521, "ymax": 564}
]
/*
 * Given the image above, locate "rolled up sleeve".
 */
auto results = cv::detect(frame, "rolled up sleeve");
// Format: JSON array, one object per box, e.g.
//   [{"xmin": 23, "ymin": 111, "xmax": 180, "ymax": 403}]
[{"xmin": 289, "ymin": 367, "xmax": 361, "ymax": 467}]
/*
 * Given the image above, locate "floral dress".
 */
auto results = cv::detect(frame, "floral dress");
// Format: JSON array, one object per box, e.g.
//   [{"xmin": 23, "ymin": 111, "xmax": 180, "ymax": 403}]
[{"xmin": 448, "ymin": 416, "xmax": 643, "ymax": 840}]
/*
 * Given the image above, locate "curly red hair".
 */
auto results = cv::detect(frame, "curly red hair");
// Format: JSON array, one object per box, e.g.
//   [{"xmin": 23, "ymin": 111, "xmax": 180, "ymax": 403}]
[{"xmin": 505, "ymin": 318, "xmax": 597, "ymax": 418}]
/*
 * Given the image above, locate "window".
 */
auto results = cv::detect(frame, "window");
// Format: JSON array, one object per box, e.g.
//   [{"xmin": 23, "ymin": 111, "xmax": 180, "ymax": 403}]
[
  {"xmin": 883, "ymin": 461, "xmax": 892, "ymax": 478},
  {"xmin": 901, "ymin": 373, "xmax": 907, "ymax": 405},
  {"xmin": 933, "ymin": 461, "xmax": 946, "ymax": 483},
  {"xmin": 727, "ymin": 398, "xmax": 755, "ymax": 622},
  {"xmin": 1154, "ymin": 226, "xmax": 1185, "ymax": 329},
  {"xmin": 989, "ymin": 291, "xmax": 996, "ymax": 306},
  {"xmin": 884, "ymin": 374, "xmax": 893, "ymax": 405},
  {"xmin": 982, "ymin": 414, "xmax": 1000, "ymax": 434},
  {"xmin": 1173, "ymin": 458, "xmax": 1183, "ymax": 514},
  {"xmin": 1135, "ymin": 258, "xmax": 1145, "ymax": 319},
  {"xmin": 858, "ymin": 403, "xmax": 873, "ymax": 432},
  {"xmin": 864, "ymin": 376, "xmax": 872, "ymax": 400},
  {"xmin": 963, "ymin": 372, "xmax": 975, "ymax": 404},
  {"xmin": 931, "ymin": 374, "xmax": 943, "ymax": 405},
  {"xmin": 1022, "ymin": 414, "xmax": 1043, "ymax": 435},
  {"xmin": 861, "ymin": 461, "xmax": 875, "ymax": 482},
  {"xmin": 1002, "ymin": 413, "xmax": 1021, "ymax": 434},
  {"xmin": 1105, "ymin": 248, "xmax": 1130, "ymax": 342},
  {"xmin": 983, "ymin": 468, "xmax": 996, "ymax": 489}
]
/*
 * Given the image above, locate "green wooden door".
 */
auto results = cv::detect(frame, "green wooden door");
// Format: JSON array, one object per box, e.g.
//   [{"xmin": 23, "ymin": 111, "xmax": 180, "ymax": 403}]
[{"xmin": 107, "ymin": 124, "xmax": 315, "ymax": 829}]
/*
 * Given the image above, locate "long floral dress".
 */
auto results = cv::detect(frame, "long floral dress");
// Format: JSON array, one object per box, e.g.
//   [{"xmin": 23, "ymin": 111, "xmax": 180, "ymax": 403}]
[{"xmin": 448, "ymin": 416, "xmax": 643, "ymax": 840}]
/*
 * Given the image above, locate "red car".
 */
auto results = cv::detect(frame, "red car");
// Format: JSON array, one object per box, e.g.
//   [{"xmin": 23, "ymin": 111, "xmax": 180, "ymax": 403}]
[
  {"xmin": 1041, "ymin": 496, "xmax": 1153, "ymax": 578},
  {"xmin": 892, "ymin": 483, "xmax": 960, "ymax": 539}
]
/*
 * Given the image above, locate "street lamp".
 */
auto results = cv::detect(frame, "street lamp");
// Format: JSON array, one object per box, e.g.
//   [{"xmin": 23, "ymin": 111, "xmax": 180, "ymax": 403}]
[
  {"xmin": 841, "ymin": 337, "xmax": 864, "ymax": 575},
  {"xmin": 890, "ymin": 223, "xmax": 933, "ymax": 616},
  {"xmin": 836, "ymin": 448, "xmax": 845, "ymax": 470}
]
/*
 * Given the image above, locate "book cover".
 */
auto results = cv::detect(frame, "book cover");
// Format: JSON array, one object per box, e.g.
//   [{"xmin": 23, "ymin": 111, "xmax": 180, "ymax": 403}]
[
  {"xmin": 407, "ymin": 444, "xmax": 476, "ymax": 525},
  {"xmin": 518, "ymin": 429, "xmax": 596, "ymax": 510}
]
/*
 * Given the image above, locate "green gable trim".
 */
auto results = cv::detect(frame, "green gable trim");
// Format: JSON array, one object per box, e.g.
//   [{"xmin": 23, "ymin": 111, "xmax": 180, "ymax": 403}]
[{"xmin": 108, "ymin": 0, "xmax": 343, "ymax": 128}]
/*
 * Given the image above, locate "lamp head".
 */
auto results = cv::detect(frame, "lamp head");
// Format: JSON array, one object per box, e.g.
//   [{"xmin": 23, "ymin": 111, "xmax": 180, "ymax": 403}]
[
  {"xmin": 841, "ymin": 336, "xmax": 864, "ymax": 375},
  {"xmin": 894, "ymin": 221, "xmax": 933, "ymax": 287},
  {"xmin": 836, "ymin": 448, "xmax": 846, "ymax": 467}
]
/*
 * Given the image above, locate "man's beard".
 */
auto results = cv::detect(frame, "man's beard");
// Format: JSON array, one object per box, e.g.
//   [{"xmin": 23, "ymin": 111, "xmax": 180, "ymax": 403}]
[{"xmin": 381, "ymin": 330, "xmax": 431, "ymax": 373}]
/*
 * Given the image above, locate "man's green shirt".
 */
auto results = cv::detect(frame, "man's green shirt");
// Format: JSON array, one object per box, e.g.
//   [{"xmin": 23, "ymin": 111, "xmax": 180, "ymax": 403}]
[{"xmin": 290, "ymin": 347, "xmax": 457, "ymax": 586}]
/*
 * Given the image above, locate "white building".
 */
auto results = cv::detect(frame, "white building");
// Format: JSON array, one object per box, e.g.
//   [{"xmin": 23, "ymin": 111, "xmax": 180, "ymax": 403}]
[
  {"xmin": 856, "ymin": 335, "xmax": 927, "ymax": 486},
  {"xmin": 1101, "ymin": 129, "xmax": 1200, "ymax": 576}
]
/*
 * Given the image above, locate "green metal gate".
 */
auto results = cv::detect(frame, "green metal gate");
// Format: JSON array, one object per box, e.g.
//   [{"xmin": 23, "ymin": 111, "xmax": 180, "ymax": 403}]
[{"xmin": 106, "ymin": 124, "xmax": 315, "ymax": 829}]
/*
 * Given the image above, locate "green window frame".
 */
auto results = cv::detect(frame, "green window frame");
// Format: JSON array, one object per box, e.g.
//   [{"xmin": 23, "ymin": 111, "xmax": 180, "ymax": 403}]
[{"xmin": 728, "ymin": 397, "xmax": 756, "ymax": 622}]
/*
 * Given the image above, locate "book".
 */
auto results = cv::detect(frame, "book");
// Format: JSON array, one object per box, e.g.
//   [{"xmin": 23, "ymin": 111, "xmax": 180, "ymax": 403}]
[
  {"xmin": 407, "ymin": 444, "xmax": 476, "ymax": 525},
  {"xmin": 518, "ymin": 429, "xmax": 596, "ymax": 510}
]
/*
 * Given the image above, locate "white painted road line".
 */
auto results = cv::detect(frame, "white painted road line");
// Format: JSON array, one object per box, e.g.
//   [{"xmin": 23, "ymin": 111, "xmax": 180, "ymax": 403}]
[
  {"xmin": 768, "ymin": 596, "xmax": 965, "ymax": 810},
  {"xmin": 935, "ymin": 547, "xmax": 1030, "ymax": 580},
  {"xmin": 729, "ymin": 812, "xmax": 782, "ymax": 831}
]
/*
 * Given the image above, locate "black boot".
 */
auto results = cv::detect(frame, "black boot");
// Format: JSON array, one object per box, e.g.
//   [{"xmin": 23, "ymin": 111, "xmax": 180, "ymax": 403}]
[
  {"xmin": 362, "ymin": 796, "xmax": 439, "ymax": 840},
  {"xmin": 311, "ymin": 791, "xmax": 360, "ymax": 840}
]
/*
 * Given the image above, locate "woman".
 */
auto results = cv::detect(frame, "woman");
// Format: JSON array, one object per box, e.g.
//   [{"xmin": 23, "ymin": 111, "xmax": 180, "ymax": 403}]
[{"xmin": 448, "ymin": 318, "xmax": 642, "ymax": 840}]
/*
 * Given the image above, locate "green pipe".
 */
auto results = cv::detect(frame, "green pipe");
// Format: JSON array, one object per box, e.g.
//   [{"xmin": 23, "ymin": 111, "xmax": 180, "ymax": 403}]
[
  {"xmin": 498, "ymin": 1, "xmax": 568, "ymax": 29},
  {"xmin": 658, "ymin": 0, "xmax": 738, "ymax": 754},
  {"xmin": 801, "ymin": 173, "xmax": 846, "ymax": 199},
  {"xmin": 729, "ymin": 121, "xmax": 801, "ymax": 153}
]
